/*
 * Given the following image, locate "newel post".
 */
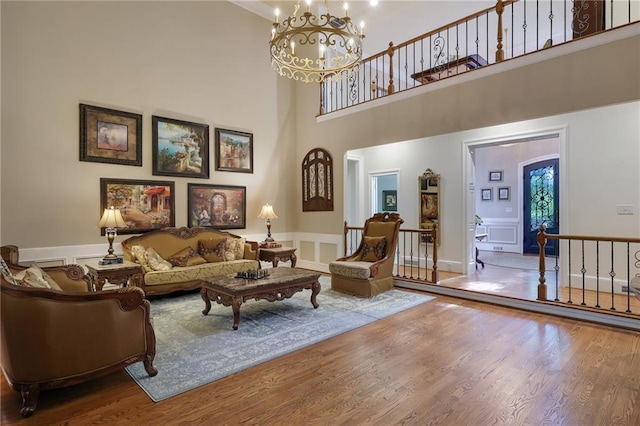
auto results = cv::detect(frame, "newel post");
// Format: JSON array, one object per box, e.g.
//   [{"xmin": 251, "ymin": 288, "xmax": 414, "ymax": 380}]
[
  {"xmin": 495, "ymin": 0, "xmax": 505, "ymax": 62},
  {"xmin": 537, "ymin": 224, "xmax": 548, "ymax": 300},
  {"xmin": 386, "ymin": 42, "xmax": 395, "ymax": 94},
  {"xmin": 343, "ymin": 221, "xmax": 349, "ymax": 256}
]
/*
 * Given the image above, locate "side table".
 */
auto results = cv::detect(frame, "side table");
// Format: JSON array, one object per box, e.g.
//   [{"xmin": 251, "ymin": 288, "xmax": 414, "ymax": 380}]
[
  {"xmin": 259, "ymin": 247, "xmax": 297, "ymax": 268},
  {"xmin": 85, "ymin": 260, "xmax": 145, "ymax": 292}
]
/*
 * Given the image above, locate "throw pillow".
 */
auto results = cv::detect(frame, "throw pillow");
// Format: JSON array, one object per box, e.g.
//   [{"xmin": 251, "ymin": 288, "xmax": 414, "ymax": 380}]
[
  {"xmin": 13, "ymin": 265, "xmax": 63, "ymax": 290},
  {"xmin": 145, "ymin": 247, "xmax": 173, "ymax": 271},
  {"xmin": 130, "ymin": 245, "xmax": 151, "ymax": 271},
  {"xmin": 224, "ymin": 238, "xmax": 237, "ymax": 261},
  {"xmin": 234, "ymin": 237, "xmax": 246, "ymax": 260},
  {"xmin": 198, "ymin": 238, "xmax": 227, "ymax": 263},
  {"xmin": 168, "ymin": 247, "xmax": 207, "ymax": 267},
  {"xmin": 360, "ymin": 236, "xmax": 387, "ymax": 262}
]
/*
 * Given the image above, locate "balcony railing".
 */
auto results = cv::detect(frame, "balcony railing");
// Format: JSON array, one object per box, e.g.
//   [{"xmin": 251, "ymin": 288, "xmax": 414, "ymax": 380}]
[
  {"xmin": 320, "ymin": 0, "xmax": 640, "ymax": 115},
  {"xmin": 537, "ymin": 225, "xmax": 640, "ymax": 317},
  {"xmin": 343, "ymin": 221, "xmax": 640, "ymax": 320}
]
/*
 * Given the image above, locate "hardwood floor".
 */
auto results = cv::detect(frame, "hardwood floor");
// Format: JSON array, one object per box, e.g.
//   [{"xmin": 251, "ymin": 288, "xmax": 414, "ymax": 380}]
[{"xmin": 2, "ymin": 268, "xmax": 640, "ymax": 425}]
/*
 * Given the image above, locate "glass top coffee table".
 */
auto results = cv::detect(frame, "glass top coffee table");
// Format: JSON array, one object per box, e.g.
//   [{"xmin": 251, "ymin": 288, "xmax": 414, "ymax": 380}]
[{"xmin": 200, "ymin": 268, "xmax": 321, "ymax": 330}]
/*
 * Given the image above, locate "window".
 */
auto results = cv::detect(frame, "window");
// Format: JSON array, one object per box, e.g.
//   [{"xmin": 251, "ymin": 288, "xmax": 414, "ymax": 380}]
[{"xmin": 302, "ymin": 148, "xmax": 333, "ymax": 211}]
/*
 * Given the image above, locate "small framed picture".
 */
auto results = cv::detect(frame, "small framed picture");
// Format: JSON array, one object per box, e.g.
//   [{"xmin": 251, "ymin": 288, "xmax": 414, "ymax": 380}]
[
  {"xmin": 382, "ymin": 190, "xmax": 397, "ymax": 211},
  {"xmin": 498, "ymin": 187, "xmax": 511, "ymax": 201},
  {"xmin": 100, "ymin": 178, "xmax": 175, "ymax": 235},
  {"xmin": 152, "ymin": 116, "xmax": 210, "ymax": 179},
  {"xmin": 481, "ymin": 188, "xmax": 492, "ymax": 201},
  {"xmin": 215, "ymin": 128, "xmax": 254, "ymax": 173},
  {"xmin": 187, "ymin": 183, "xmax": 247, "ymax": 229},
  {"xmin": 489, "ymin": 171, "xmax": 503, "ymax": 182},
  {"xmin": 80, "ymin": 104, "xmax": 142, "ymax": 166}
]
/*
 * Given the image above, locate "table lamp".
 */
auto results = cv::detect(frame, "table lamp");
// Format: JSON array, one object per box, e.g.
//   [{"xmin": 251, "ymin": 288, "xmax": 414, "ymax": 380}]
[
  {"xmin": 257, "ymin": 203, "xmax": 278, "ymax": 243},
  {"xmin": 98, "ymin": 206, "xmax": 126, "ymax": 263}
]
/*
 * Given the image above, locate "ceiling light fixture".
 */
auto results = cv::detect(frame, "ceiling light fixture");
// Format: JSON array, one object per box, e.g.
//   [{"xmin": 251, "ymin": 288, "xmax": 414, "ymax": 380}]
[{"xmin": 269, "ymin": 0, "xmax": 365, "ymax": 83}]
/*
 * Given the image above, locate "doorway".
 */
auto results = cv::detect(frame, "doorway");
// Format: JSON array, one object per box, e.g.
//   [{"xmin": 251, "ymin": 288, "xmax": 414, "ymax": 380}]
[
  {"xmin": 369, "ymin": 171, "xmax": 399, "ymax": 217},
  {"xmin": 464, "ymin": 128, "xmax": 566, "ymax": 274}
]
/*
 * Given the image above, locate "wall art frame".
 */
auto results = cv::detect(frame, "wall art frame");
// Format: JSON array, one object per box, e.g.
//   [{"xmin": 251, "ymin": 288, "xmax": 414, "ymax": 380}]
[
  {"xmin": 100, "ymin": 178, "xmax": 175, "ymax": 235},
  {"xmin": 187, "ymin": 183, "xmax": 246, "ymax": 229},
  {"xmin": 489, "ymin": 170, "xmax": 503, "ymax": 182},
  {"xmin": 498, "ymin": 186, "xmax": 511, "ymax": 201},
  {"xmin": 481, "ymin": 188, "xmax": 493, "ymax": 201},
  {"xmin": 80, "ymin": 104, "xmax": 142, "ymax": 166},
  {"xmin": 214, "ymin": 128, "xmax": 254, "ymax": 173},
  {"xmin": 152, "ymin": 115, "xmax": 210, "ymax": 179},
  {"xmin": 383, "ymin": 190, "xmax": 397, "ymax": 211}
]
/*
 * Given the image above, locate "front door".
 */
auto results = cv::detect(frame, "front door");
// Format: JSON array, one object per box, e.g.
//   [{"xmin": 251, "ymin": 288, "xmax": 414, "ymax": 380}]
[{"xmin": 523, "ymin": 159, "xmax": 559, "ymax": 255}]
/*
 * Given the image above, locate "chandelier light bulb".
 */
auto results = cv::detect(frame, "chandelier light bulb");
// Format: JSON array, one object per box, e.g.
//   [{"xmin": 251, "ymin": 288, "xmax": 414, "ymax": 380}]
[
  {"xmin": 291, "ymin": 41, "xmax": 295, "ymax": 55},
  {"xmin": 360, "ymin": 20, "xmax": 365, "ymax": 36},
  {"xmin": 274, "ymin": 8, "xmax": 280, "ymax": 23},
  {"xmin": 344, "ymin": 3, "xmax": 349, "ymax": 17}
]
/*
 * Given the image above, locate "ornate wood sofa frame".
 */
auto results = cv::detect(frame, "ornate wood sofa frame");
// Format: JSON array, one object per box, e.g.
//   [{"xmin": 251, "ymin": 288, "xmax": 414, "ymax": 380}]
[
  {"xmin": 0, "ymin": 246, "xmax": 157, "ymax": 417},
  {"xmin": 120, "ymin": 226, "xmax": 260, "ymax": 296}
]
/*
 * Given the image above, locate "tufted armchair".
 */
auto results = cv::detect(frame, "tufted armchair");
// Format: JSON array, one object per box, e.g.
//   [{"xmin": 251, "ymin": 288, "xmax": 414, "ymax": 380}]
[
  {"xmin": 329, "ymin": 213, "xmax": 404, "ymax": 297},
  {"xmin": 1, "ymin": 246, "xmax": 157, "ymax": 417}
]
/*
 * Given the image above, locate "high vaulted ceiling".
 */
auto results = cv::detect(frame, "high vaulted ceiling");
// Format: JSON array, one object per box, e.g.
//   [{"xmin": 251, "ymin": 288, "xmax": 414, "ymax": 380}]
[{"xmin": 233, "ymin": 0, "xmax": 495, "ymax": 58}]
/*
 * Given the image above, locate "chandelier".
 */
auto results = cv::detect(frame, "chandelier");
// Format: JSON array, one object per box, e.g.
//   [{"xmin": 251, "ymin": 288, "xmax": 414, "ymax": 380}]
[{"xmin": 269, "ymin": 1, "xmax": 365, "ymax": 83}]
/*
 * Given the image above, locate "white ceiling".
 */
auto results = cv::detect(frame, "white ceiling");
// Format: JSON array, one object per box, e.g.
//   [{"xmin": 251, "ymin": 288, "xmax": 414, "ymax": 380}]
[{"xmin": 233, "ymin": 0, "xmax": 495, "ymax": 57}]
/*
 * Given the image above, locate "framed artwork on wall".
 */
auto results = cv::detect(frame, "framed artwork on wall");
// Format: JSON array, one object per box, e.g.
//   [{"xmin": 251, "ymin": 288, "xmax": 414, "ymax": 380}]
[
  {"xmin": 481, "ymin": 188, "xmax": 493, "ymax": 201},
  {"xmin": 214, "ymin": 128, "xmax": 254, "ymax": 173},
  {"xmin": 489, "ymin": 170, "xmax": 503, "ymax": 182},
  {"xmin": 80, "ymin": 104, "xmax": 142, "ymax": 166},
  {"xmin": 152, "ymin": 116, "xmax": 210, "ymax": 179},
  {"xmin": 383, "ymin": 190, "xmax": 397, "ymax": 211},
  {"xmin": 498, "ymin": 186, "xmax": 511, "ymax": 201},
  {"xmin": 187, "ymin": 183, "xmax": 246, "ymax": 229},
  {"xmin": 100, "ymin": 178, "xmax": 175, "ymax": 235}
]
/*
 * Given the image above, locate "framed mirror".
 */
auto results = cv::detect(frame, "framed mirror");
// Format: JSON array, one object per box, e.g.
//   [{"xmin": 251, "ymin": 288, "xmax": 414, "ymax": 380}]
[{"xmin": 419, "ymin": 169, "xmax": 440, "ymax": 245}]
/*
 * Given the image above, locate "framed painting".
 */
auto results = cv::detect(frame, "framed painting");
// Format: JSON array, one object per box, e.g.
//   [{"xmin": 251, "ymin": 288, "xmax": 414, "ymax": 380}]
[
  {"xmin": 383, "ymin": 190, "xmax": 397, "ymax": 211},
  {"xmin": 489, "ymin": 170, "xmax": 503, "ymax": 182},
  {"xmin": 187, "ymin": 183, "xmax": 246, "ymax": 229},
  {"xmin": 100, "ymin": 178, "xmax": 175, "ymax": 235},
  {"xmin": 481, "ymin": 188, "xmax": 493, "ymax": 201},
  {"xmin": 152, "ymin": 116, "xmax": 209, "ymax": 178},
  {"xmin": 215, "ymin": 128, "xmax": 254, "ymax": 173},
  {"xmin": 80, "ymin": 104, "xmax": 142, "ymax": 166},
  {"xmin": 498, "ymin": 186, "xmax": 511, "ymax": 201}
]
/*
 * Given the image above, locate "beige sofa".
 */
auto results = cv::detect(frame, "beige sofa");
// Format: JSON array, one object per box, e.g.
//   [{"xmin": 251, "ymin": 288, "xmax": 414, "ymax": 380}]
[{"xmin": 121, "ymin": 227, "xmax": 260, "ymax": 296}]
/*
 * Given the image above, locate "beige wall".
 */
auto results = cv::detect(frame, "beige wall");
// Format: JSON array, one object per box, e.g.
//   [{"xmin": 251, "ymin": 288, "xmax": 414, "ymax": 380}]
[{"xmin": 1, "ymin": 1, "xmax": 297, "ymax": 248}]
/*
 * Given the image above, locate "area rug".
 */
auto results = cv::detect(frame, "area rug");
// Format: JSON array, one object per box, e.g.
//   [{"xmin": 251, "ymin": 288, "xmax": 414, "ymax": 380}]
[
  {"xmin": 478, "ymin": 250, "xmax": 555, "ymax": 271},
  {"xmin": 125, "ymin": 276, "xmax": 434, "ymax": 402}
]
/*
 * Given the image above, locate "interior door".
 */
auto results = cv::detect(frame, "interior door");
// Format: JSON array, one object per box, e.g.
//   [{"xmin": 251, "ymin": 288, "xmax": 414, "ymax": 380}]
[{"xmin": 523, "ymin": 159, "xmax": 559, "ymax": 255}]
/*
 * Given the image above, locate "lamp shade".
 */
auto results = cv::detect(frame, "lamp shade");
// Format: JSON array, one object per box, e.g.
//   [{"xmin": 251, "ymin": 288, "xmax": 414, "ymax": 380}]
[
  {"xmin": 98, "ymin": 206, "xmax": 126, "ymax": 228},
  {"xmin": 257, "ymin": 203, "xmax": 278, "ymax": 220}
]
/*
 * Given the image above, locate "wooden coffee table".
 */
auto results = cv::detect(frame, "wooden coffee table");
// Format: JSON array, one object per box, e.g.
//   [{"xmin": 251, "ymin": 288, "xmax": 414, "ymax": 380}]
[{"xmin": 200, "ymin": 268, "xmax": 321, "ymax": 330}]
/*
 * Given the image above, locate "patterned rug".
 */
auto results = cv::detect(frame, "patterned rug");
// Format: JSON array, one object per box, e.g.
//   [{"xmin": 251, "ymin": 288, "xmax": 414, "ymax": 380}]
[{"xmin": 125, "ymin": 276, "xmax": 434, "ymax": 402}]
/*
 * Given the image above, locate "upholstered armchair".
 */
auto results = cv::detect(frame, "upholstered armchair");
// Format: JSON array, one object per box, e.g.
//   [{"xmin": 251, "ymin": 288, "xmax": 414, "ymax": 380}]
[
  {"xmin": 1, "ymin": 247, "xmax": 157, "ymax": 417},
  {"xmin": 329, "ymin": 213, "xmax": 404, "ymax": 297}
]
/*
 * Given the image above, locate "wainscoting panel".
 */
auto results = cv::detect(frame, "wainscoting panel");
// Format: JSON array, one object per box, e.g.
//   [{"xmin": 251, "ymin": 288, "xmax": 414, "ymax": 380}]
[{"xmin": 476, "ymin": 218, "xmax": 521, "ymax": 254}]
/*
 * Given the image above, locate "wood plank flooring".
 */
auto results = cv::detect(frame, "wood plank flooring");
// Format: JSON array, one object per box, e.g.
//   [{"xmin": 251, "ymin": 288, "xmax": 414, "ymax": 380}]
[{"xmin": 2, "ymin": 268, "xmax": 640, "ymax": 425}]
